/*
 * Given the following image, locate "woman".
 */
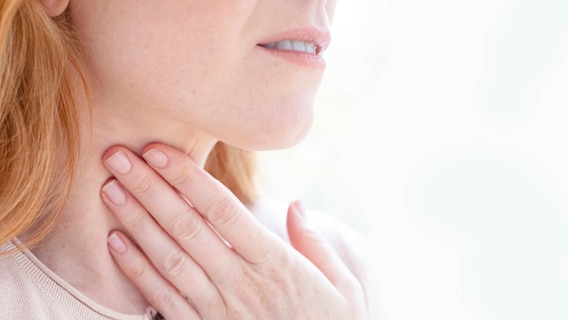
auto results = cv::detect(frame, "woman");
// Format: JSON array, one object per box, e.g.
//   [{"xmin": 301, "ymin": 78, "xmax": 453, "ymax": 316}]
[{"xmin": 0, "ymin": 0, "xmax": 369, "ymax": 319}]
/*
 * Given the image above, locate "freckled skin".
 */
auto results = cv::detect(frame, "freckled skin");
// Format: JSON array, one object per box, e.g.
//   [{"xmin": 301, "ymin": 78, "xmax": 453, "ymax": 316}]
[
  {"xmin": 70, "ymin": 0, "xmax": 336, "ymax": 150},
  {"xmin": 32, "ymin": 0, "xmax": 370, "ymax": 318}
]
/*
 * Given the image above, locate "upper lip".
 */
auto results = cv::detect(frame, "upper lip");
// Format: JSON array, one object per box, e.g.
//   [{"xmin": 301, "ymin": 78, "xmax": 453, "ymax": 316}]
[{"xmin": 257, "ymin": 28, "xmax": 331, "ymax": 55}]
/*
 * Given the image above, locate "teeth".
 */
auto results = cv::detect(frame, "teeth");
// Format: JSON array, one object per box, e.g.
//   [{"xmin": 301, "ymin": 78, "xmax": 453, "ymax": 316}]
[
  {"xmin": 262, "ymin": 40, "xmax": 317, "ymax": 54},
  {"xmin": 276, "ymin": 40, "xmax": 293, "ymax": 51},
  {"xmin": 305, "ymin": 43, "xmax": 317, "ymax": 54}
]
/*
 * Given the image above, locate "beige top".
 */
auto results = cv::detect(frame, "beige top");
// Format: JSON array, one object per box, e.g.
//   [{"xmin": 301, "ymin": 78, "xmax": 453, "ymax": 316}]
[{"xmin": 0, "ymin": 240, "xmax": 159, "ymax": 320}]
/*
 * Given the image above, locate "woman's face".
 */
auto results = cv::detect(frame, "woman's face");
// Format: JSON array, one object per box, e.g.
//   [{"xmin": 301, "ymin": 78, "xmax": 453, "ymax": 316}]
[{"xmin": 70, "ymin": 0, "xmax": 337, "ymax": 150}]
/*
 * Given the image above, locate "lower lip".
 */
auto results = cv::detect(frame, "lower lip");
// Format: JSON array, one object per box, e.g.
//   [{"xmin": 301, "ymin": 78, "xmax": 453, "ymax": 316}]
[{"xmin": 256, "ymin": 45, "xmax": 326, "ymax": 70}]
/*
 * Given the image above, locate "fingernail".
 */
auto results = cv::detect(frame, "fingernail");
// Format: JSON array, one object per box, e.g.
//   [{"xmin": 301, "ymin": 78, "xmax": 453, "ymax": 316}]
[
  {"xmin": 108, "ymin": 233, "xmax": 127, "ymax": 254},
  {"xmin": 105, "ymin": 151, "xmax": 131, "ymax": 174},
  {"xmin": 293, "ymin": 200, "xmax": 307, "ymax": 218},
  {"xmin": 143, "ymin": 149, "xmax": 168, "ymax": 168},
  {"xmin": 102, "ymin": 180, "xmax": 126, "ymax": 206}
]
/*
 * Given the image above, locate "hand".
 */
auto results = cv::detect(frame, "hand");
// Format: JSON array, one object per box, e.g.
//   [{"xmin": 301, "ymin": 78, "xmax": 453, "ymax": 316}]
[{"xmin": 100, "ymin": 143, "xmax": 367, "ymax": 319}]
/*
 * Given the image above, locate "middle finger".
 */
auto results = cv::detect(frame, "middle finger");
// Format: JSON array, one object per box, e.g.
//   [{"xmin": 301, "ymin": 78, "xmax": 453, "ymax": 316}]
[
  {"xmin": 103, "ymin": 147, "xmax": 238, "ymax": 282},
  {"xmin": 101, "ymin": 179, "xmax": 224, "ymax": 315}
]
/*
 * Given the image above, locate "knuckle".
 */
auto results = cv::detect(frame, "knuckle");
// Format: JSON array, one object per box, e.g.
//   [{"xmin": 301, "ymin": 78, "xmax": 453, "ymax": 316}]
[
  {"xmin": 126, "ymin": 260, "xmax": 147, "ymax": 280},
  {"xmin": 153, "ymin": 287, "xmax": 177, "ymax": 311},
  {"xmin": 162, "ymin": 249, "xmax": 189, "ymax": 278},
  {"xmin": 206, "ymin": 197, "xmax": 239, "ymax": 226},
  {"xmin": 123, "ymin": 211, "xmax": 144, "ymax": 229},
  {"xmin": 168, "ymin": 162, "xmax": 193, "ymax": 187},
  {"xmin": 276, "ymin": 247, "xmax": 294, "ymax": 268},
  {"xmin": 129, "ymin": 171, "xmax": 153, "ymax": 195},
  {"xmin": 248, "ymin": 239, "xmax": 288, "ymax": 267},
  {"xmin": 171, "ymin": 212, "xmax": 202, "ymax": 241},
  {"xmin": 263, "ymin": 248, "xmax": 294, "ymax": 275}
]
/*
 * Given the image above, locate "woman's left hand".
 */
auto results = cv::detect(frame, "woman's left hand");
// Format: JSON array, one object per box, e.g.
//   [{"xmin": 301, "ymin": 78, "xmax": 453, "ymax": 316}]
[{"xmin": 100, "ymin": 143, "xmax": 367, "ymax": 319}]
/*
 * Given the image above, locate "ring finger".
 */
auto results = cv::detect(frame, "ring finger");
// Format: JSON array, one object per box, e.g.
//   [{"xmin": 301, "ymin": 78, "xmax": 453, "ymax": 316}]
[
  {"xmin": 101, "ymin": 179, "xmax": 225, "ymax": 317},
  {"xmin": 107, "ymin": 231, "xmax": 200, "ymax": 320},
  {"xmin": 103, "ymin": 147, "xmax": 240, "ymax": 280}
]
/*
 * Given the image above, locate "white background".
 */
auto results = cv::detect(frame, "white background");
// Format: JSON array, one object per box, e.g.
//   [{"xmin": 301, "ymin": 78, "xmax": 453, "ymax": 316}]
[{"xmin": 260, "ymin": 1, "xmax": 568, "ymax": 319}]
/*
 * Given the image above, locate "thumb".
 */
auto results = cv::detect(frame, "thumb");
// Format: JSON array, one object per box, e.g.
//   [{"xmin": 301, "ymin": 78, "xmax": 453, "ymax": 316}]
[{"xmin": 286, "ymin": 200, "xmax": 353, "ymax": 287}]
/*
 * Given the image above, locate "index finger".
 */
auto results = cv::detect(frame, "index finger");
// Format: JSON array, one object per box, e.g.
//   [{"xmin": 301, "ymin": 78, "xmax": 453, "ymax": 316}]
[{"xmin": 142, "ymin": 143, "xmax": 285, "ymax": 263}]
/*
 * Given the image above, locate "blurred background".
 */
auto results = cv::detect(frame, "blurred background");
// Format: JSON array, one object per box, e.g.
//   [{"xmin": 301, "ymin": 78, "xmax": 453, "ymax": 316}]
[{"xmin": 259, "ymin": 0, "xmax": 568, "ymax": 319}]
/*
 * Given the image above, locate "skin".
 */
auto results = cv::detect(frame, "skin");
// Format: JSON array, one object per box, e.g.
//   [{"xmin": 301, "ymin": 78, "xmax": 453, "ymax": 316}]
[
  {"xmin": 69, "ymin": 0, "xmax": 335, "ymax": 150},
  {"xmin": 101, "ymin": 144, "xmax": 366, "ymax": 319},
  {"xmin": 33, "ymin": 0, "xmax": 367, "ymax": 318}
]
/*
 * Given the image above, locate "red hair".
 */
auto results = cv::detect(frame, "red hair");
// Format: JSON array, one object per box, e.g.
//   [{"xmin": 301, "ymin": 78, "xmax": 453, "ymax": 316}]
[{"xmin": 0, "ymin": 1, "xmax": 257, "ymax": 250}]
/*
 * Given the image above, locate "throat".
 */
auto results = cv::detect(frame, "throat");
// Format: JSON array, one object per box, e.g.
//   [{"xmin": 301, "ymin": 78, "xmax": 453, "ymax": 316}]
[{"xmin": 31, "ymin": 189, "xmax": 150, "ymax": 314}]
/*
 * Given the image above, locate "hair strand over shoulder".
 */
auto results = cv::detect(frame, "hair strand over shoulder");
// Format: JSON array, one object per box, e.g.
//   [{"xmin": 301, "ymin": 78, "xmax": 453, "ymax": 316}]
[{"xmin": 0, "ymin": 0, "xmax": 81, "ymax": 250}]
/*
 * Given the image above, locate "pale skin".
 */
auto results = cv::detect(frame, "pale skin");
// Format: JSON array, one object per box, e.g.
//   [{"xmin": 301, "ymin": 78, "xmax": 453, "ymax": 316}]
[
  {"xmin": 101, "ymin": 144, "xmax": 366, "ymax": 319},
  {"xmin": 32, "ymin": 0, "xmax": 368, "ymax": 318}
]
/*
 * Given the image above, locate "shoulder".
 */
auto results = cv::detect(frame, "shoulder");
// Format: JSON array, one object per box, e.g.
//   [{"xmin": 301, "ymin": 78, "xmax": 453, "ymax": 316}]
[
  {"xmin": 0, "ymin": 241, "xmax": 138, "ymax": 320},
  {"xmin": 0, "ymin": 242, "xmax": 56, "ymax": 319}
]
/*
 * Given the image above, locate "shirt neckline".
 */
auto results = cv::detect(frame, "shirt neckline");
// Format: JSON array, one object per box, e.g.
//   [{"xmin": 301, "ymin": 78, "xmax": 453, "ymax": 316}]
[{"xmin": 9, "ymin": 239, "xmax": 157, "ymax": 320}]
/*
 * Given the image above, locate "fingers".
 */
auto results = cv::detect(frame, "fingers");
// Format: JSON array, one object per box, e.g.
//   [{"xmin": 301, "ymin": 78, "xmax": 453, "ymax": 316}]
[
  {"xmin": 101, "ymin": 180, "xmax": 225, "ymax": 317},
  {"xmin": 139, "ymin": 143, "xmax": 284, "ymax": 264},
  {"xmin": 286, "ymin": 201, "xmax": 362, "ymax": 296},
  {"xmin": 288, "ymin": 201, "xmax": 367, "ymax": 319},
  {"xmin": 101, "ymin": 144, "xmax": 369, "ymax": 319},
  {"xmin": 107, "ymin": 231, "xmax": 200, "ymax": 320},
  {"xmin": 102, "ymin": 147, "xmax": 239, "ymax": 278}
]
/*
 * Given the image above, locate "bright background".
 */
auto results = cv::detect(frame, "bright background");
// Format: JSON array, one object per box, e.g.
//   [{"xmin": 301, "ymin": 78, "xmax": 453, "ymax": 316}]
[{"xmin": 259, "ymin": 1, "xmax": 568, "ymax": 319}]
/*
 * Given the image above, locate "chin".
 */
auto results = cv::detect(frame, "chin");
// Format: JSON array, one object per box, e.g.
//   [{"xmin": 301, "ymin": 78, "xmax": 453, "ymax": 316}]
[
  {"xmin": 259, "ymin": 97, "xmax": 316, "ymax": 150},
  {"xmin": 222, "ymin": 102, "xmax": 315, "ymax": 151},
  {"xmin": 238, "ymin": 119, "xmax": 313, "ymax": 151},
  {"xmin": 264, "ymin": 118, "xmax": 313, "ymax": 150}
]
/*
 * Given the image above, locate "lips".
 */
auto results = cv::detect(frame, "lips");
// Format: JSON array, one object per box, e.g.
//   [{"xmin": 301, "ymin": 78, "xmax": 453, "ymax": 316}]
[
  {"xmin": 256, "ymin": 28, "xmax": 330, "ymax": 69},
  {"xmin": 257, "ymin": 28, "xmax": 331, "ymax": 56}
]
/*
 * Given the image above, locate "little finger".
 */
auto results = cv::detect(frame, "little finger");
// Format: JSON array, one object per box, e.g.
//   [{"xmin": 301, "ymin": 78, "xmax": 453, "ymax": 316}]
[
  {"xmin": 101, "ymin": 180, "xmax": 225, "ymax": 318},
  {"xmin": 107, "ymin": 231, "xmax": 200, "ymax": 320}
]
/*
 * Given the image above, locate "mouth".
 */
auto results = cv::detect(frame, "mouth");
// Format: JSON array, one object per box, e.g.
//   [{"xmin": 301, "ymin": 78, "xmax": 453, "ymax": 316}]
[
  {"xmin": 256, "ymin": 28, "xmax": 330, "ymax": 69},
  {"xmin": 259, "ymin": 40, "xmax": 320, "ymax": 55},
  {"xmin": 257, "ymin": 28, "xmax": 331, "ymax": 56}
]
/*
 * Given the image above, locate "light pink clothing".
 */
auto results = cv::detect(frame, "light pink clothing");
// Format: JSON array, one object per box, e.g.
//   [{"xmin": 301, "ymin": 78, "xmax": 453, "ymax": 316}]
[
  {"xmin": 0, "ymin": 200, "xmax": 372, "ymax": 319},
  {"xmin": 0, "ymin": 240, "xmax": 159, "ymax": 320}
]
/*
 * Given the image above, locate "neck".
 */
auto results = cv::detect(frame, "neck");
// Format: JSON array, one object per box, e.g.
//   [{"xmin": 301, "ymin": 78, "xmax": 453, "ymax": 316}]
[{"xmin": 31, "ymin": 84, "xmax": 218, "ymax": 314}]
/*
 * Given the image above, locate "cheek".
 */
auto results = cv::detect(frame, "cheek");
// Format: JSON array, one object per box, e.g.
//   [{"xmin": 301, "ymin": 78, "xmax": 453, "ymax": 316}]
[
  {"xmin": 73, "ymin": 1, "xmax": 244, "ymax": 103},
  {"xmin": 72, "ymin": 0, "xmax": 323, "ymax": 150},
  {"xmin": 151, "ymin": 48, "xmax": 324, "ymax": 150}
]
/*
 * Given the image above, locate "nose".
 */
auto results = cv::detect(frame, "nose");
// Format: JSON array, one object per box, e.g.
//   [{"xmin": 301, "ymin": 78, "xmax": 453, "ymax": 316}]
[
  {"xmin": 310, "ymin": 0, "xmax": 337, "ymax": 29},
  {"xmin": 325, "ymin": 0, "xmax": 337, "ymax": 25}
]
